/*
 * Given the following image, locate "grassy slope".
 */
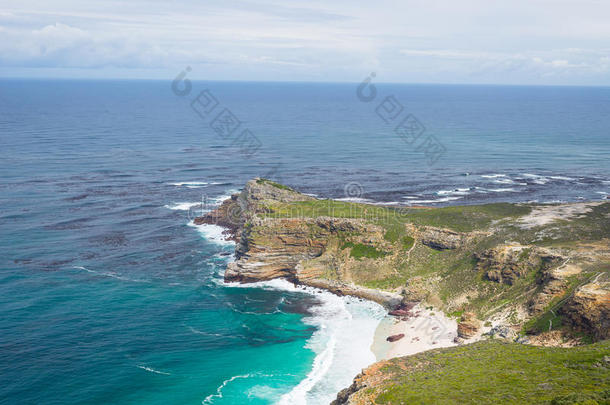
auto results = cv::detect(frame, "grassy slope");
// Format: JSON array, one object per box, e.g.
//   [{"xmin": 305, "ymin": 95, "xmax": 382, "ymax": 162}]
[
  {"xmin": 252, "ymin": 198, "xmax": 610, "ymax": 334},
  {"xmin": 367, "ymin": 340, "xmax": 610, "ymax": 405}
]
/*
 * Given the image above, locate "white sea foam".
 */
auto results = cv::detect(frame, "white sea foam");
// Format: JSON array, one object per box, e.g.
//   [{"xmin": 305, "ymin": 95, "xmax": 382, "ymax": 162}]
[
  {"xmin": 404, "ymin": 196, "xmax": 462, "ymax": 204},
  {"xmin": 223, "ymin": 278, "xmax": 386, "ymax": 405},
  {"xmin": 211, "ymin": 189, "xmax": 239, "ymax": 205},
  {"xmin": 189, "ymin": 221, "xmax": 235, "ymax": 246},
  {"xmin": 137, "ymin": 365, "xmax": 171, "ymax": 375},
  {"xmin": 481, "ymin": 174, "xmax": 506, "ymax": 178},
  {"xmin": 485, "ymin": 187, "xmax": 518, "ymax": 192},
  {"xmin": 521, "ymin": 173, "xmax": 550, "ymax": 184},
  {"xmin": 164, "ymin": 202, "xmax": 204, "ymax": 211},
  {"xmin": 72, "ymin": 266, "xmax": 148, "ymax": 283},
  {"xmin": 169, "ymin": 181, "xmax": 210, "ymax": 188},
  {"xmin": 437, "ymin": 188, "xmax": 470, "ymax": 196},
  {"xmin": 549, "ymin": 176, "xmax": 576, "ymax": 181},
  {"xmin": 493, "ymin": 178, "xmax": 516, "ymax": 184},
  {"xmin": 203, "ymin": 374, "xmax": 254, "ymax": 404},
  {"xmin": 335, "ymin": 197, "xmax": 375, "ymax": 204}
]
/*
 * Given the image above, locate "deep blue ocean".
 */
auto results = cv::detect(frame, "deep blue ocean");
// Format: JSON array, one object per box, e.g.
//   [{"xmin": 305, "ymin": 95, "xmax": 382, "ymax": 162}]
[{"xmin": 1, "ymin": 79, "xmax": 609, "ymax": 405}]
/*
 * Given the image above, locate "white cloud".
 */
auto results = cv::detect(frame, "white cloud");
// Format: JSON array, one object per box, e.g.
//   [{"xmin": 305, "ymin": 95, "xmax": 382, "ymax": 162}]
[{"xmin": 0, "ymin": 0, "xmax": 609, "ymax": 84}]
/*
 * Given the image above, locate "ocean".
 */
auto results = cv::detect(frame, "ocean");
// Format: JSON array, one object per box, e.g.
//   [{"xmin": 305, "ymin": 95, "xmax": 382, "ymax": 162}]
[{"xmin": 1, "ymin": 79, "xmax": 609, "ymax": 404}]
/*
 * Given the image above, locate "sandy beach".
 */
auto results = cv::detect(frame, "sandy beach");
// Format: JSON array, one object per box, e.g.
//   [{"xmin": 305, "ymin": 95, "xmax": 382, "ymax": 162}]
[{"xmin": 371, "ymin": 304, "xmax": 459, "ymax": 361}]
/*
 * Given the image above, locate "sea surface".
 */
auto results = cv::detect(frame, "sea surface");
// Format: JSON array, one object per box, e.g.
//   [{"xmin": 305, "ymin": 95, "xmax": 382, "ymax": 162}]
[{"xmin": 1, "ymin": 80, "xmax": 609, "ymax": 404}]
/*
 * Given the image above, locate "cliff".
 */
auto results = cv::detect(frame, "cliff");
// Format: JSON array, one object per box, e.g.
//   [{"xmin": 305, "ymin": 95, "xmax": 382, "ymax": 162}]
[{"xmin": 197, "ymin": 178, "xmax": 610, "ymax": 403}]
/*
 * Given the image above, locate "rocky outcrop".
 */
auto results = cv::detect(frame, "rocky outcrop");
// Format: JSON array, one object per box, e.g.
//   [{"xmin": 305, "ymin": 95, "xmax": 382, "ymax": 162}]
[
  {"xmin": 485, "ymin": 325, "xmax": 518, "ymax": 341},
  {"xmin": 224, "ymin": 217, "xmax": 331, "ymax": 282},
  {"xmin": 331, "ymin": 361, "xmax": 391, "ymax": 405},
  {"xmin": 457, "ymin": 312, "xmax": 481, "ymax": 339},
  {"xmin": 406, "ymin": 224, "xmax": 480, "ymax": 250},
  {"xmin": 193, "ymin": 194, "xmax": 243, "ymax": 241},
  {"xmin": 200, "ymin": 179, "xmax": 609, "ymax": 342},
  {"xmin": 527, "ymin": 260, "xmax": 581, "ymax": 315},
  {"xmin": 477, "ymin": 245, "xmax": 565, "ymax": 286},
  {"xmin": 560, "ymin": 280, "xmax": 610, "ymax": 340}
]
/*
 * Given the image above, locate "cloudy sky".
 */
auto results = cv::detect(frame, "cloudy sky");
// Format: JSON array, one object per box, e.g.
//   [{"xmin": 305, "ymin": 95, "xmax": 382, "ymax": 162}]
[{"xmin": 1, "ymin": 0, "xmax": 609, "ymax": 84}]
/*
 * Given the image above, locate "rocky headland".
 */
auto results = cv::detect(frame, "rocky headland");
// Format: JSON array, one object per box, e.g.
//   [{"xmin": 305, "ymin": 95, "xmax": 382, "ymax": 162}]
[{"xmin": 196, "ymin": 178, "xmax": 610, "ymax": 404}]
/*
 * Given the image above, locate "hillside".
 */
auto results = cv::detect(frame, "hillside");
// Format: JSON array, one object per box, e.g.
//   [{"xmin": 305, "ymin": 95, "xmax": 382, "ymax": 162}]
[{"xmin": 332, "ymin": 339, "xmax": 610, "ymax": 405}]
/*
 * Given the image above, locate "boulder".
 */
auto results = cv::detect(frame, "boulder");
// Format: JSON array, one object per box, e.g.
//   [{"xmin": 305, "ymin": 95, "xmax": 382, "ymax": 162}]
[
  {"xmin": 387, "ymin": 333, "xmax": 405, "ymax": 342},
  {"xmin": 457, "ymin": 312, "xmax": 481, "ymax": 339},
  {"xmin": 486, "ymin": 325, "xmax": 518, "ymax": 341}
]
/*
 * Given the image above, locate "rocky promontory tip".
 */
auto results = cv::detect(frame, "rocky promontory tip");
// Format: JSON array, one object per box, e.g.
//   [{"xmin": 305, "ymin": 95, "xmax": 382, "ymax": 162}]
[{"xmin": 200, "ymin": 178, "xmax": 609, "ymax": 343}]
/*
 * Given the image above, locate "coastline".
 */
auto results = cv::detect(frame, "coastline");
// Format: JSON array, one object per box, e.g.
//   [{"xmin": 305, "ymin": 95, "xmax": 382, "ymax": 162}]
[
  {"xmin": 192, "ymin": 213, "xmax": 392, "ymax": 404},
  {"xmin": 198, "ymin": 190, "xmax": 469, "ymax": 404},
  {"xmin": 196, "ymin": 183, "xmax": 610, "ymax": 404}
]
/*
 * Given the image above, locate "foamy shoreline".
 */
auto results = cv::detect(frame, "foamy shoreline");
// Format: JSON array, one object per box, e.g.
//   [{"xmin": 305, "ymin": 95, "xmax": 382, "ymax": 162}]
[{"xmin": 187, "ymin": 195, "xmax": 460, "ymax": 403}]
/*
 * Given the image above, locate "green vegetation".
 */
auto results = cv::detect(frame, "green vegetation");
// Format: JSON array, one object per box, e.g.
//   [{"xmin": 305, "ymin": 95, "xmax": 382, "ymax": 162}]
[
  {"xmin": 255, "ymin": 178, "xmax": 294, "ymax": 191},
  {"xmin": 369, "ymin": 340, "xmax": 610, "ymax": 405},
  {"xmin": 263, "ymin": 199, "xmax": 532, "ymax": 233},
  {"xmin": 246, "ymin": 179, "xmax": 609, "ymax": 337},
  {"xmin": 341, "ymin": 241, "xmax": 387, "ymax": 260}
]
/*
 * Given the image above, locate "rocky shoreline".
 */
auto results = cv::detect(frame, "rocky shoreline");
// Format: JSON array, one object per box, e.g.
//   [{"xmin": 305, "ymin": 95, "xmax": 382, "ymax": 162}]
[{"xmin": 196, "ymin": 178, "xmax": 609, "ymax": 404}]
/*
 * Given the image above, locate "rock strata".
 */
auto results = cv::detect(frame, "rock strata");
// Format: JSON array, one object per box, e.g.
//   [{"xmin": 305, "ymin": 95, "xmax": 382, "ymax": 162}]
[
  {"xmin": 457, "ymin": 312, "xmax": 481, "ymax": 339},
  {"xmin": 560, "ymin": 280, "xmax": 610, "ymax": 340}
]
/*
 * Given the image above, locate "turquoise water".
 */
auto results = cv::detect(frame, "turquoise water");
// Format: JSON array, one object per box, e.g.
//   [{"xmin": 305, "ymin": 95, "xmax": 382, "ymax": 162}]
[{"xmin": 1, "ymin": 80, "xmax": 609, "ymax": 404}]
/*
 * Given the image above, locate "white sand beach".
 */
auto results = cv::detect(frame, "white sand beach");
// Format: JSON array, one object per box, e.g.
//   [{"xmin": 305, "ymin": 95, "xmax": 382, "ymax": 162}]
[{"xmin": 371, "ymin": 304, "xmax": 459, "ymax": 361}]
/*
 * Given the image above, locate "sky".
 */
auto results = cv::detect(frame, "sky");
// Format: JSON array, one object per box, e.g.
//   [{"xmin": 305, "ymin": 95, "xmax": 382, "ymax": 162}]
[{"xmin": 0, "ymin": 0, "xmax": 609, "ymax": 85}]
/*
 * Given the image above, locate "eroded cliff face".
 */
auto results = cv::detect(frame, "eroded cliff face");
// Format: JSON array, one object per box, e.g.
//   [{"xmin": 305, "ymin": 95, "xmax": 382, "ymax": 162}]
[{"xmin": 560, "ymin": 280, "xmax": 610, "ymax": 340}]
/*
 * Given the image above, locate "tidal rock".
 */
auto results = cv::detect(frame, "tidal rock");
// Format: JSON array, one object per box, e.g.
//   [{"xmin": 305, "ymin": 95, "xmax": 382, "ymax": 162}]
[{"xmin": 477, "ymin": 245, "xmax": 564, "ymax": 286}]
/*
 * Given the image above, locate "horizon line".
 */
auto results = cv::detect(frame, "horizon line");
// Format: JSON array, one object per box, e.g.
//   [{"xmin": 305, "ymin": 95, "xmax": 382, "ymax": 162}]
[{"xmin": 1, "ymin": 76, "xmax": 610, "ymax": 88}]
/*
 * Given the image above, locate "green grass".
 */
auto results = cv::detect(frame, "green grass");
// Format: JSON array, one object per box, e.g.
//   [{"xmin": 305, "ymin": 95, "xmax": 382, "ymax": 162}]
[
  {"xmin": 263, "ymin": 200, "xmax": 532, "ymax": 233},
  {"xmin": 369, "ymin": 340, "xmax": 610, "ymax": 405},
  {"xmin": 255, "ymin": 178, "xmax": 294, "ymax": 191},
  {"xmin": 341, "ymin": 241, "xmax": 387, "ymax": 260}
]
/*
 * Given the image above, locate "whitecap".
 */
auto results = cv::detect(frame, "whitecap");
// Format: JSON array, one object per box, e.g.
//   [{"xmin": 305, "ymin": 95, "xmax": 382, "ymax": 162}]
[
  {"xmin": 405, "ymin": 196, "xmax": 462, "ymax": 204},
  {"xmin": 549, "ymin": 176, "xmax": 576, "ymax": 181},
  {"xmin": 137, "ymin": 365, "xmax": 171, "ymax": 376},
  {"xmin": 436, "ymin": 188, "xmax": 470, "ymax": 196},
  {"xmin": 169, "ymin": 181, "xmax": 210, "ymax": 188},
  {"xmin": 482, "ymin": 188, "xmax": 518, "ymax": 193},
  {"xmin": 480, "ymin": 174, "xmax": 506, "ymax": 178},
  {"xmin": 335, "ymin": 197, "xmax": 375, "ymax": 204},
  {"xmin": 520, "ymin": 173, "xmax": 550, "ymax": 184},
  {"xmin": 164, "ymin": 202, "xmax": 205, "ymax": 211}
]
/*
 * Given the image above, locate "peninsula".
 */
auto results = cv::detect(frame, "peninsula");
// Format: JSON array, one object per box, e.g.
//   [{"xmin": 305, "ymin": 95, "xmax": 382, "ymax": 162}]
[{"xmin": 196, "ymin": 178, "xmax": 610, "ymax": 404}]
